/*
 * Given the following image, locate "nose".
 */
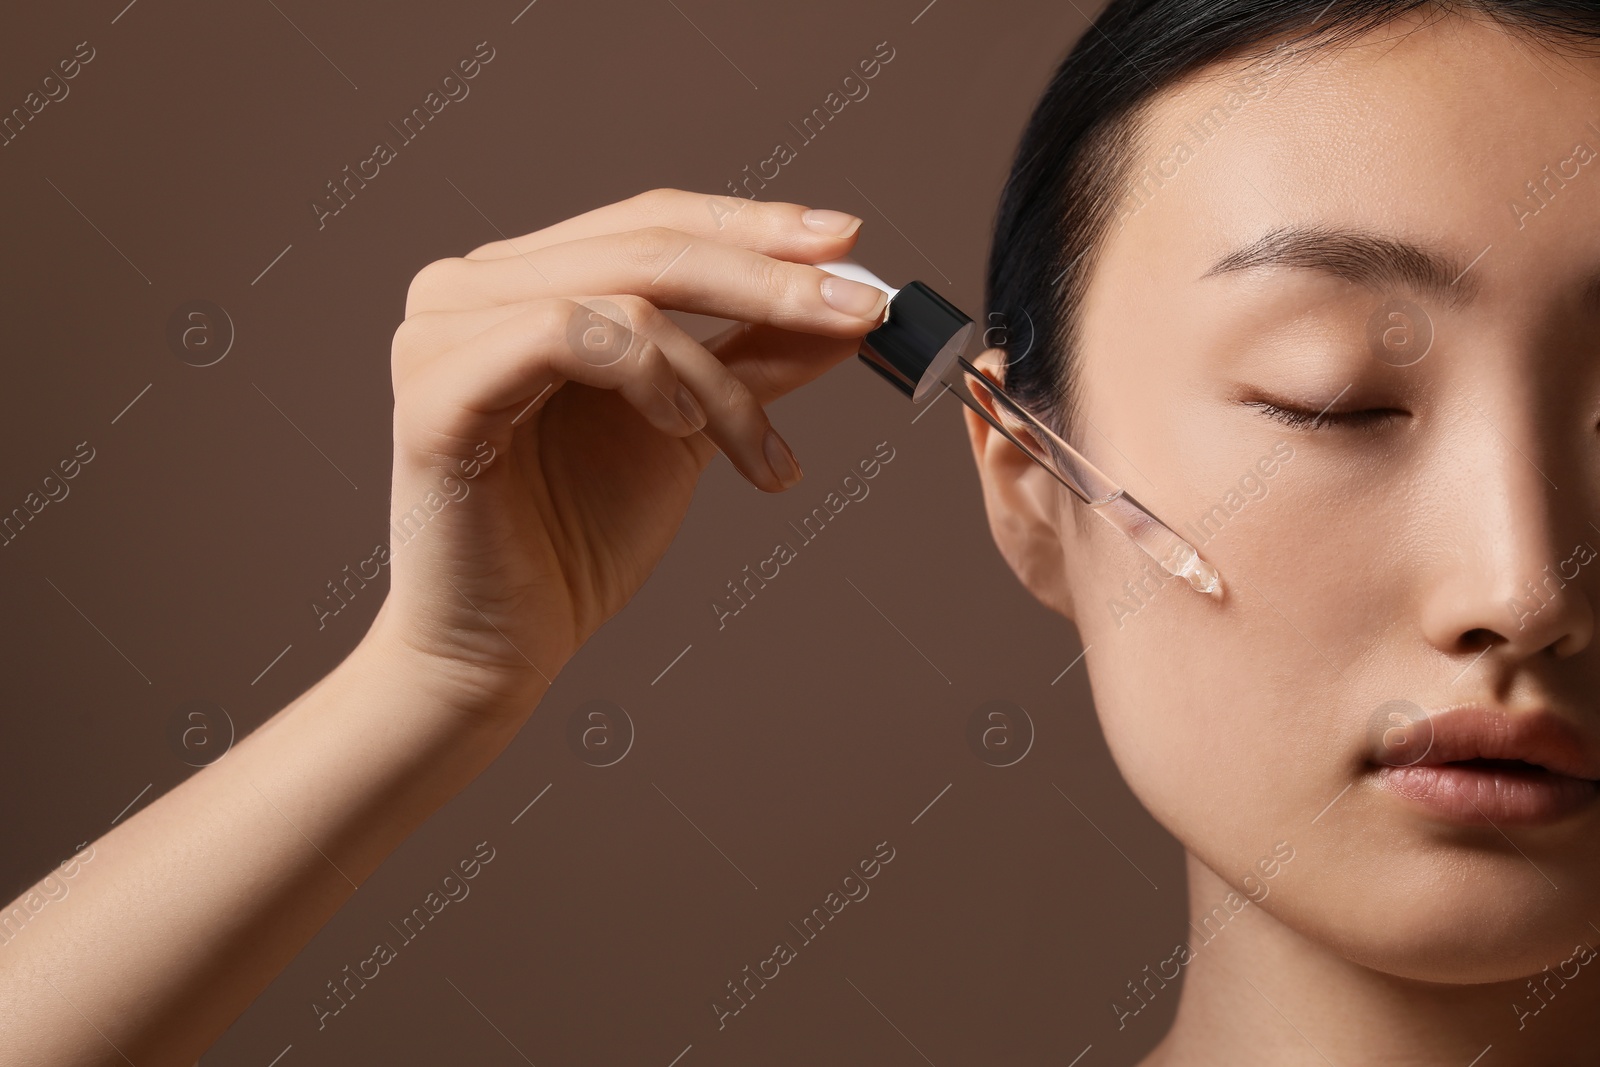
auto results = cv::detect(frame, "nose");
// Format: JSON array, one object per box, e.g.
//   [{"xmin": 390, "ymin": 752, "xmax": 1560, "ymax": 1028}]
[{"xmin": 1417, "ymin": 413, "xmax": 1594, "ymax": 663}]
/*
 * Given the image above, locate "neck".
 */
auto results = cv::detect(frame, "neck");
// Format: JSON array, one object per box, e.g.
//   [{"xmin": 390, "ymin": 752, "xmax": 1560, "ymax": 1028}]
[{"xmin": 1140, "ymin": 853, "xmax": 1598, "ymax": 1066}]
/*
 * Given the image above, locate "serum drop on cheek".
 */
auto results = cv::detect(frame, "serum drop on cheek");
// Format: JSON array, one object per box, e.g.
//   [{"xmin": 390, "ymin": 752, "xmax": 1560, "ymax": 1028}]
[{"xmin": 819, "ymin": 258, "xmax": 1223, "ymax": 599}]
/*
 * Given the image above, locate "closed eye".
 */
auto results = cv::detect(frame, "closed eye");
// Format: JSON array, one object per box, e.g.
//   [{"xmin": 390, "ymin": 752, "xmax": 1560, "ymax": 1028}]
[{"xmin": 1244, "ymin": 399, "xmax": 1407, "ymax": 430}]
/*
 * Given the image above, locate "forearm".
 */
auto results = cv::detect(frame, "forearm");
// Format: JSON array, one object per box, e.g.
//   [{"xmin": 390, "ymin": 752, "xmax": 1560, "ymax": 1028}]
[{"xmin": 0, "ymin": 615, "xmax": 546, "ymax": 1066}]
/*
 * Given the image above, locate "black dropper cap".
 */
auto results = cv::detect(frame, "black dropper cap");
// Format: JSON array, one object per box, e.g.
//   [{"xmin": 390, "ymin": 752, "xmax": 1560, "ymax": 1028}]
[{"xmin": 857, "ymin": 281, "xmax": 976, "ymax": 403}]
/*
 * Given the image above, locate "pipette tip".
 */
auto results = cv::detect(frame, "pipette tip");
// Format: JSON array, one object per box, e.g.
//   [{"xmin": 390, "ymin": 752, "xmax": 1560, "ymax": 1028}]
[{"xmin": 1176, "ymin": 552, "xmax": 1224, "ymax": 599}]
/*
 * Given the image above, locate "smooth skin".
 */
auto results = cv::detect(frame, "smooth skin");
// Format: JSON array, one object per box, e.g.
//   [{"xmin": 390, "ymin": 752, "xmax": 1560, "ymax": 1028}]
[
  {"xmin": 965, "ymin": 10, "xmax": 1600, "ymax": 1066},
  {"xmin": 0, "ymin": 189, "xmax": 887, "ymax": 1066}
]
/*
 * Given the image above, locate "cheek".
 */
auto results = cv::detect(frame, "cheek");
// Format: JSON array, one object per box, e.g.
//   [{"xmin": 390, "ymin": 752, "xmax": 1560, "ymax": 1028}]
[
  {"xmin": 1066, "ymin": 458, "xmax": 1593, "ymax": 982},
  {"xmin": 1064, "ymin": 471, "xmax": 1375, "ymax": 884}
]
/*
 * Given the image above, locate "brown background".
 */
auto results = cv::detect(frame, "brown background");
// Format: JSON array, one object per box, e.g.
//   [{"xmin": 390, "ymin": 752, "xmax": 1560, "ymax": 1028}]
[{"xmin": 0, "ymin": 0, "xmax": 1190, "ymax": 1062}]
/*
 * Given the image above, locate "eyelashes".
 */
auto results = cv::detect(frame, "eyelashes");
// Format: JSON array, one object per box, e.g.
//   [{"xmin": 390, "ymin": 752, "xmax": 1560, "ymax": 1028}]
[{"xmin": 1243, "ymin": 399, "xmax": 1406, "ymax": 431}]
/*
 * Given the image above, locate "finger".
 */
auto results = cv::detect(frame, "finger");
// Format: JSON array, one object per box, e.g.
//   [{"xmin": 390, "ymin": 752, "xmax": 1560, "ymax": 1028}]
[
  {"xmin": 398, "ymin": 296, "xmax": 803, "ymax": 492},
  {"xmin": 405, "ymin": 228, "xmax": 891, "ymax": 337},
  {"xmin": 461, "ymin": 186, "xmax": 863, "ymax": 263},
  {"xmin": 395, "ymin": 304, "xmax": 861, "ymax": 406},
  {"xmin": 704, "ymin": 321, "xmax": 867, "ymax": 407},
  {"xmin": 390, "ymin": 301, "xmax": 540, "ymax": 382},
  {"xmin": 396, "ymin": 306, "xmax": 854, "ymax": 463},
  {"xmin": 393, "ymin": 300, "xmax": 718, "ymax": 405},
  {"xmin": 399, "ymin": 296, "xmax": 703, "ymax": 445}
]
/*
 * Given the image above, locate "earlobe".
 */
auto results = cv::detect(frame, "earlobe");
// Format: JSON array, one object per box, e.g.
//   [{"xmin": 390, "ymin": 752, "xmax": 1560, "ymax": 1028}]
[{"xmin": 960, "ymin": 353, "xmax": 1077, "ymax": 622}]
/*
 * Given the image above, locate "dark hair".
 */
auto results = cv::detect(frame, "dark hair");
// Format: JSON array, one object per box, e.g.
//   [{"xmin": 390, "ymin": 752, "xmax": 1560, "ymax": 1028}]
[{"xmin": 986, "ymin": 0, "xmax": 1600, "ymax": 444}]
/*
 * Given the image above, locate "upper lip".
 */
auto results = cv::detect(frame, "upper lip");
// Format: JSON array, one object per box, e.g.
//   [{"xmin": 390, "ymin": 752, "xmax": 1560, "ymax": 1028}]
[{"xmin": 1374, "ymin": 704, "xmax": 1600, "ymax": 781}]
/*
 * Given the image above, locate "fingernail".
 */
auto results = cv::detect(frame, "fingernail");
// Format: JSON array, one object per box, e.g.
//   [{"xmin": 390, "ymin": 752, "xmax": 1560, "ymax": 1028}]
[
  {"xmin": 820, "ymin": 276, "xmax": 888, "ymax": 320},
  {"xmin": 763, "ymin": 427, "xmax": 803, "ymax": 488},
  {"xmin": 673, "ymin": 383, "xmax": 706, "ymax": 429},
  {"xmin": 801, "ymin": 209, "xmax": 863, "ymax": 237}
]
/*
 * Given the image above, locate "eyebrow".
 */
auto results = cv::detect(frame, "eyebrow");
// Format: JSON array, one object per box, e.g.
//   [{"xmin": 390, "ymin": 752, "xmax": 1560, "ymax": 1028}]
[{"xmin": 1201, "ymin": 226, "xmax": 1480, "ymax": 308}]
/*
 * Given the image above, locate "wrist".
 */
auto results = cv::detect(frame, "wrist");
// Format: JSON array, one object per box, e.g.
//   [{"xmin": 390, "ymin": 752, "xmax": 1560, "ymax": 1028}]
[
  {"xmin": 223, "ymin": 616, "xmax": 546, "ymax": 889},
  {"xmin": 351, "ymin": 598, "xmax": 562, "ymax": 733}
]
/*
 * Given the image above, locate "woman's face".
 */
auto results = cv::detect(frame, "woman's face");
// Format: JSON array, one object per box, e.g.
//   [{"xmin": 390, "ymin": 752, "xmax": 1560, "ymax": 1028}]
[{"xmin": 972, "ymin": 12, "xmax": 1600, "ymax": 982}]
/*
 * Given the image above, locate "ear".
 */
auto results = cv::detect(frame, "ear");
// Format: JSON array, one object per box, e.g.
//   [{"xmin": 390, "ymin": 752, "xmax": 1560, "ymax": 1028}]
[{"xmin": 961, "ymin": 349, "xmax": 1078, "ymax": 622}]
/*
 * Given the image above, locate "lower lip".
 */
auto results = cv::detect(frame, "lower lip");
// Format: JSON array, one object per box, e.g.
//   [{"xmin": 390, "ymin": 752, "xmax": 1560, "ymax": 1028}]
[{"xmin": 1374, "ymin": 761, "xmax": 1600, "ymax": 825}]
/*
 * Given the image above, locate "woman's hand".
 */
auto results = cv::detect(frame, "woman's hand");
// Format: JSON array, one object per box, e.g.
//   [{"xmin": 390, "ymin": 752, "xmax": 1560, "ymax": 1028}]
[
  {"xmin": 0, "ymin": 188, "xmax": 895, "ymax": 1067},
  {"xmin": 368, "ymin": 188, "xmax": 888, "ymax": 716}
]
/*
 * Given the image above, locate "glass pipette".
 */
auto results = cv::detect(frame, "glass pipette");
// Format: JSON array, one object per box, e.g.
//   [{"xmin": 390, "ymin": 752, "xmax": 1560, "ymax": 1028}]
[{"xmin": 821, "ymin": 258, "xmax": 1222, "ymax": 599}]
